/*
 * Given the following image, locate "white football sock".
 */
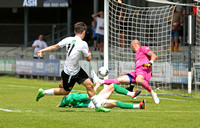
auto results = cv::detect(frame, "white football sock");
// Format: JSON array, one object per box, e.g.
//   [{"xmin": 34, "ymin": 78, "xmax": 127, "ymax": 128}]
[
  {"xmin": 150, "ymin": 90, "xmax": 155, "ymax": 95},
  {"xmin": 127, "ymin": 91, "xmax": 135, "ymax": 97},
  {"xmin": 100, "ymin": 80, "xmax": 104, "ymax": 84},
  {"xmin": 91, "ymin": 95, "xmax": 102, "ymax": 108},
  {"xmin": 43, "ymin": 88, "xmax": 54, "ymax": 95},
  {"xmin": 133, "ymin": 104, "xmax": 140, "ymax": 109}
]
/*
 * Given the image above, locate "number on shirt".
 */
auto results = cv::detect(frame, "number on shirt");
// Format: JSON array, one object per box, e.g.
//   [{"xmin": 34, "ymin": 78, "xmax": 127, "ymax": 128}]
[{"xmin": 67, "ymin": 40, "xmax": 76, "ymax": 56}]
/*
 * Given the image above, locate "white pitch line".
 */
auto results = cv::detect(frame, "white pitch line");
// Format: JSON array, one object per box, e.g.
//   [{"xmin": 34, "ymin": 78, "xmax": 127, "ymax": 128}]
[
  {"xmin": 158, "ymin": 97, "xmax": 194, "ymax": 102},
  {"xmin": 1, "ymin": 107, "xmax": 200, "ymax": 113},
  {"xmin": 7, "ymin": 84, "xmax": 38, "ymax": 88},
  {"xmin": 112, "ymin": 110, "xmax": 200, "ymax": 113},
  {"xmin": 0, "ymin": 108, "xmax": 21, "ymax": 112},
  {"xmin": 73, "ymin": 90, "xmax": 196, "ymax": 102},
  {"xmin": 0, "ymin": 84, "xmax": 47, "ymax": 89},
  {"xmin": 0, "ymin": 84, "xmax": 198, "ymax": 102},
  {"xmin": 58, "ymin": 109, "xmax": 200, "ymax": 113}
]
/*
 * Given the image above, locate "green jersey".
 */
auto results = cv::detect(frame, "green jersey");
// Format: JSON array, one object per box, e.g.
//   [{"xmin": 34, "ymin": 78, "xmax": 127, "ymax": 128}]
[{"xmin": 59, "ymin": 93, "xmax": 91, "ymax": 108}]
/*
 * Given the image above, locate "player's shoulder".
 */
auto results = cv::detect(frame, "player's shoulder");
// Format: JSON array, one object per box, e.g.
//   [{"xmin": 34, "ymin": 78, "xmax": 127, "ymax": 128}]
[
  {"xmin": 81, "ymin": 40, "xmax": 88, "ymax": 45},
  {"xmin": 65, "ymin": 36, "xmax": 87, "ymax": 46},
  {"xmin": 140, "ymin": 46, "xmax": 151, "ymax": 51},
  {"xmin": 59, "ymin": 36, "xmax": 69, "ymax": 42},
  {"xmin": 141, "ymin": 46, "xmax": 150, "ymax": 49},
  {"xmin": 77, "ymin": 38, "xmax": 88, "ymax": 47}
]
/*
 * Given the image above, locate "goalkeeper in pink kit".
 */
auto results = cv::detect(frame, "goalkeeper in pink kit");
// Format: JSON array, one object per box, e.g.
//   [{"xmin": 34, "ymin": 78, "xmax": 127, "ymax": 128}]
[{"xmin": 91, "ymin": 39, "xmax": 159, "ymax": 104}]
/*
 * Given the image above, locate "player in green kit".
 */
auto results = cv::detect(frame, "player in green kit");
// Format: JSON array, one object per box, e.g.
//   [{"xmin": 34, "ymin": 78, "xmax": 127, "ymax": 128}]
[{"xmin": 57, "ymin": 81, "xmax": 145, "ymax": 110}]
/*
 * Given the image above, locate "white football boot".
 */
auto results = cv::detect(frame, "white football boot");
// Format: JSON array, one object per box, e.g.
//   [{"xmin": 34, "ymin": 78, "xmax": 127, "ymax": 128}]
[
  {"xmin": 151, "ymin": 92, "xmax": 160, "ymax": 104},
  {"xmin": 91, "ymin": 70, "xmax": 101, "ymax": 84}
]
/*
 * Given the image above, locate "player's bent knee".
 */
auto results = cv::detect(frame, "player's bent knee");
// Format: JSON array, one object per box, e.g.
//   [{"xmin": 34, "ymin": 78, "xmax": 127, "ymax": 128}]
[
  {"xmin": 136, "ymin": 77, "xmax": 144, "ymax": 85},
  {"xmin": 54, "ymin": 88, "xmax": 69, "ymax": 95},
  {"xmin": 82, "ymin": 78, "xmax": 94, "ymax": 89},
  {"xmin": 109, "ymin": 84, "xmax": 114, "ymax": 88},
  {"xmin": 117, "ymin": 75, "xmax": 130, "ymax": 83},
  {"xmin": 104, "ymin": 100, "xmax": 116, "ymax": 108},
  {"xmin": 86, "ymin": 82, "xmax": 94, "ymax": 91}
]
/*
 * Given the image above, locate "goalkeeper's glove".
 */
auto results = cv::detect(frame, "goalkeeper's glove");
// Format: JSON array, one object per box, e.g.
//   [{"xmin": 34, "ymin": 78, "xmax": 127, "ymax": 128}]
[{"xmin": 142, "ymin": 60, "xmax": 153, "ymax": 68}]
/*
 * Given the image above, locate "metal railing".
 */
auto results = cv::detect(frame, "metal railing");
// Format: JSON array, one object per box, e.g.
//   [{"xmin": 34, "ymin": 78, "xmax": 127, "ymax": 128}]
[{"xmin": 1, "ymin": 23, "xmax": 69, "ymax": 59}]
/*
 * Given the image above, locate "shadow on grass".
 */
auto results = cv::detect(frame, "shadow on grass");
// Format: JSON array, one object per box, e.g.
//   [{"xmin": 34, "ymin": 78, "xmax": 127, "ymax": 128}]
[{"xmin": 59, "ymin": 109, "xmax": 92, "ymax": 112}]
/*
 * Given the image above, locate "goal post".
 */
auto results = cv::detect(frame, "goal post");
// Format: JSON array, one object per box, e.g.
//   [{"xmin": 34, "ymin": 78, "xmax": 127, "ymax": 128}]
[
  {"xmin": 104, "ymin": 0, "xmax": 174, "ymax": 88},
  {"xmin": 103, "ymin": 0, "xmax": 109, "ymax": 88}
]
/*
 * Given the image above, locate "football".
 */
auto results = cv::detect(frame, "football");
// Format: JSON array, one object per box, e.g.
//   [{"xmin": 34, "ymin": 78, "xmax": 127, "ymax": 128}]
[{"xmin": 98, "ymin": 67, "xmax": 109, "ymax": 77}]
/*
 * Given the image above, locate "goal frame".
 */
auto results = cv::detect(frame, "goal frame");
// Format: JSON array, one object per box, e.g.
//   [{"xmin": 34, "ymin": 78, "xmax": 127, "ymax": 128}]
[{"xmin": 104, "ymin": 0, "xmax": 194, "ymax": 94}]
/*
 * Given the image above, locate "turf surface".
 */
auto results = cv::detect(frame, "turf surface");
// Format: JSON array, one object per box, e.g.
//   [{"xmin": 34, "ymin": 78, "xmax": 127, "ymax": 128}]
[{"xmin": 0, "ymin": 76, "xmax": 200, "ymax": 128}]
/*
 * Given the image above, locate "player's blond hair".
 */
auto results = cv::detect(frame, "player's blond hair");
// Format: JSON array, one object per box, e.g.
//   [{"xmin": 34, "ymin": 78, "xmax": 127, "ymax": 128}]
[{"xmin": 131, "ymin": 39, "xmax": 140, "ymax": 46}]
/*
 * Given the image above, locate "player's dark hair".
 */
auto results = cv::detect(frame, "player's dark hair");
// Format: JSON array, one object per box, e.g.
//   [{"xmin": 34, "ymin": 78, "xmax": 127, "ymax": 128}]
[{"xmin": 74, "ymin": 22, "xmax": 87, "ymax": 34}]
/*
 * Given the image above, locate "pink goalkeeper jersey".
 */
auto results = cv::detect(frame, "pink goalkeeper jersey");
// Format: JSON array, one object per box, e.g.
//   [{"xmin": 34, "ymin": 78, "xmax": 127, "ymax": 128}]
[{"xmin": 135, "ymin": 46, "xmax": 151, "ymax": 69}]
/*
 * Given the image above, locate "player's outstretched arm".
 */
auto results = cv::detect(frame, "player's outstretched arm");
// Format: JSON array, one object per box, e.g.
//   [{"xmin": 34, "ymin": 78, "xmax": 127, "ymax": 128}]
[
  {"xmin": 147, "ymin": 50, "xmax": 157, "ymax": 62},
  {"xmin": 85, "ymin": 54, "xmax": 91, "ymax": 62},
  {"xmin": 37, "ymin": 44, "xmax": 60, "ymax": 57},
  {"xmin": 143, "ymin": 50, "xmax": 157, "ymax": 68}
]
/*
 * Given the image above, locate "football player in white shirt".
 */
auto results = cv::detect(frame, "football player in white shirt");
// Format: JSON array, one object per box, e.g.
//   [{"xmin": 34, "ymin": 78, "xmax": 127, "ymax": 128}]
[{"xmin": 35, "ymin": 22, "xmax": 110, "ymax": 112}]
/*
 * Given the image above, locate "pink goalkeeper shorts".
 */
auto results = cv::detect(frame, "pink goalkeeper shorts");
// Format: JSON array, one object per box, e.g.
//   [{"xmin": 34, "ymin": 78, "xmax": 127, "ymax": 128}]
[{"xmin": 127, "ymin": 66, "xmax": 152, "ymax": 83}]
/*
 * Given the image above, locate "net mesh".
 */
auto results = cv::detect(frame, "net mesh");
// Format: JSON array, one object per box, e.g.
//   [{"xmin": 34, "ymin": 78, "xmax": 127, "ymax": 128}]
[{"xmin": 108, "ymin": 0, "xmax": 174, "ymax": 84}]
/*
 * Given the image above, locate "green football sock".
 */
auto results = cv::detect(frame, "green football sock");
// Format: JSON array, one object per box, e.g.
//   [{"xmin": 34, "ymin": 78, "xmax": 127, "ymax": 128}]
[
  {"xmin": 116, "ymin": 100, "xmax": 134, "ymax": 109},
  {"xmin": 113, "ymin": 83, "xmax": 128, "ymax": 95}
]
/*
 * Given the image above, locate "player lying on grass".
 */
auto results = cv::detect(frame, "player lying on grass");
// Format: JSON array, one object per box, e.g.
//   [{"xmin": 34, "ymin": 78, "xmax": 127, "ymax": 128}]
[
  {"xmin": 57, "ymin": 81, "xmax": 145, "ymax": 110},
  {"xmin": 91, "ymin": 39, "xmax": 160, "ymax": 104}
]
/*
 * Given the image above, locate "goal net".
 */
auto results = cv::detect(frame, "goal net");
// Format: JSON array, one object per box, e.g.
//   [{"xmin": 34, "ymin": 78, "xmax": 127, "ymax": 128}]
[{"xmin": 107, "ymin": 0, "xmax": 174, "ymax": 86}]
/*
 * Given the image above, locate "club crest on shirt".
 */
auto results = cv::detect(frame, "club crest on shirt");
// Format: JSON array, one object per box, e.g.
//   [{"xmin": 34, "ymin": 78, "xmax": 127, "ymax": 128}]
[{"xmin": 71, "ymin": 40, "xmax": 76, "ymax": 44}]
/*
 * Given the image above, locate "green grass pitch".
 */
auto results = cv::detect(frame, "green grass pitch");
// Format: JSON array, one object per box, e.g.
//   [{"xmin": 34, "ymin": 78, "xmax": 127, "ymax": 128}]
[{"xmin": 0, "ymin": 76, "xmax": 200, "ymax": 128}]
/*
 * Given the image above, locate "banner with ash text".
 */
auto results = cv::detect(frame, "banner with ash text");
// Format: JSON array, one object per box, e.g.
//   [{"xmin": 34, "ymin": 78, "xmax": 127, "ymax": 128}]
[{"xmin": 23, "ymin": 0, "xmax": 37, "ymax": 7}]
